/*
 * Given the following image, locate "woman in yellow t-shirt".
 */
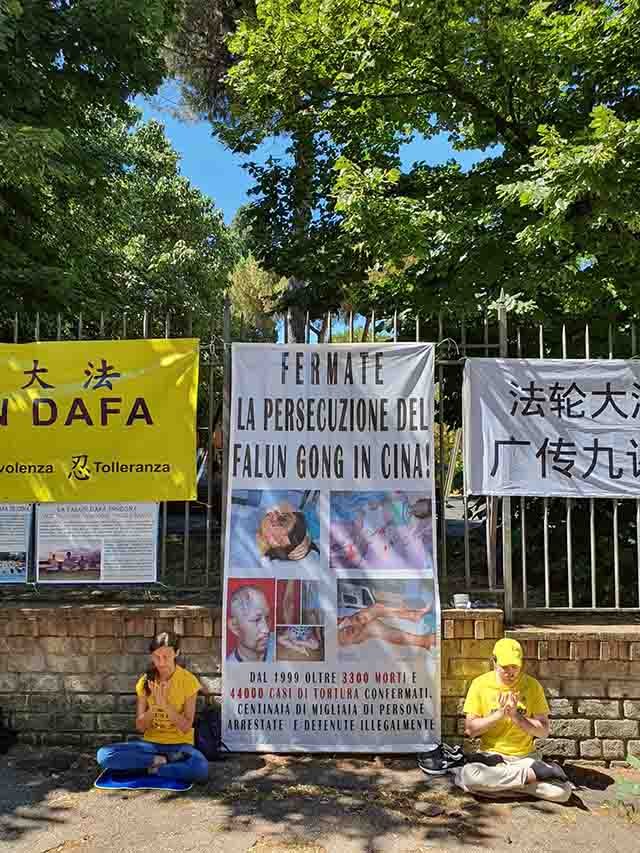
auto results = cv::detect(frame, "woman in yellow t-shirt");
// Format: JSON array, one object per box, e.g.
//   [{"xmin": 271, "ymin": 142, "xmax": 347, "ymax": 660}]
[{"xmin": 96, "ymin": 632, "xmax": 208, "ymax": 783}]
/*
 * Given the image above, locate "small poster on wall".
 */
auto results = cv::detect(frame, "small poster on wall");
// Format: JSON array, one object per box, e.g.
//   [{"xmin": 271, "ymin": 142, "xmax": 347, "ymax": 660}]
[
  {"xmin": 36, "ymin": 503, "xmax": 158, "ymax": 583},
  {"xmin": 0, "ymin": 503, "xmax": 33, "ymax": 584}
]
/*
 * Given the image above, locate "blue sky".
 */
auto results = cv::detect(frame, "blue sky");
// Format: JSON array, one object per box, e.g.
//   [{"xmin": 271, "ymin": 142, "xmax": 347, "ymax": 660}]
[{"xmin": 135, "ymin": 92, "xmax": 494, "ymax": 223}]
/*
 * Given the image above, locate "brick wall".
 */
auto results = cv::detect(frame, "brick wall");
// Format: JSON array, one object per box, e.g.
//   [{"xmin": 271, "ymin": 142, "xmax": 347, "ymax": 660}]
[
  {"xmin": 1, "ymin": 603, "xmax": 638, "ymax": 766},
  {"xmin": 441, "ymin": 609, "xmax": 504, "ymax": 746},
  {"xmin": 507, "ymin": 628, "xmax": 640, "ymax": 768},
  {"xmin": 0, "ymin": 606, "xmax": 221, "ymax": 748}
]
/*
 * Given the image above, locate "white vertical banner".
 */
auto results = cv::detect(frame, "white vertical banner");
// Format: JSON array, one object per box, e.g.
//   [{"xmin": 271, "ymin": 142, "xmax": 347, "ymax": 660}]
[{"xmin": 222, "ymin": 343, "xmax": 440, "ymax": 752}]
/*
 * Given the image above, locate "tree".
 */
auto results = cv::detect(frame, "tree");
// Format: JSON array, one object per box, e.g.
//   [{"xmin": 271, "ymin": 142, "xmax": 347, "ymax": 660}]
[
  {"xmin": 0, "ymin": 0, "xmax": 179, "ymax": 313},
  {"xmin": 167, "ymin": 0, "xmax": 375, "ymax": 340},
  {"xmin": 1, "ymin": 110, "xmax": 238, "ymax": 331},
  {"xmin": 228, "ymin": 253, "xmax": 281, "ymax": 340},
  {"xmin": 217, "ymin": 0, "xmax": 640, "ymax": 325}
]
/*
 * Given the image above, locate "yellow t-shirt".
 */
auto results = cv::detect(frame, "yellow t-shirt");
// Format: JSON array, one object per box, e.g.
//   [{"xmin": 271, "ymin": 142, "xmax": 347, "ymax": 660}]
[
  {"xmin": 463, "ymin": 670, "xmax": 549, "ymax": 756},
  {"xmin": 135, "ymin": 665, "xmax": 201, "ymax": 745}
]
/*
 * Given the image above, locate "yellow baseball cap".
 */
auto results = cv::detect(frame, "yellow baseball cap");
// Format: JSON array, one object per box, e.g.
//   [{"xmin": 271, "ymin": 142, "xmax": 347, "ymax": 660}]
[{"xmin": 493, "ymin": 638, "xmax": 523, "ymax": 668}]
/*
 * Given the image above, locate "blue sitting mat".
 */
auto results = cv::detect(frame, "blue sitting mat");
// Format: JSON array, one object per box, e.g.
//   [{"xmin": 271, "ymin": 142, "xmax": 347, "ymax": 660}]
[{"xmin": 94, "ymin": 769, "xmax": 192, "ymax": 792}]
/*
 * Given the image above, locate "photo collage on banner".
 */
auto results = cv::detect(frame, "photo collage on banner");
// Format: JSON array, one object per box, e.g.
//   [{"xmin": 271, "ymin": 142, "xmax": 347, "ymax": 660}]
[{"xmin": 222, "ymin": 343, "xmax": 440, "ymax": 752}]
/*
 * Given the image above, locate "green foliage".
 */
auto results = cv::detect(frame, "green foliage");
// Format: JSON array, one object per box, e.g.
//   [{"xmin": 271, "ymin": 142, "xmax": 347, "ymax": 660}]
[
  {"xmin": 0, "ymin": 110, "xmax": 237, "ymax": 325},
  {"xmin": 228, "ymin": 252, "xmax": 282, "ymax": 340},
  {"xmin": 0, "ymin": 0, "xmax": 203, "ymax": 317},
  {"xmin": 168, "ymin": 1, "xmax": 376, "ymax": 327},
  {"xmin": 211, "ymin": 0, "xmax": 640, "ymax": 321}
]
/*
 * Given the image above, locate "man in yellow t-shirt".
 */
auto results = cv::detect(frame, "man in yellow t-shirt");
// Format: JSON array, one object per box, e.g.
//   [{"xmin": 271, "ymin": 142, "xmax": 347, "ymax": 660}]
[{"xmin": 453, "ymin": 638, "xmax": 573, "ymax": 803}]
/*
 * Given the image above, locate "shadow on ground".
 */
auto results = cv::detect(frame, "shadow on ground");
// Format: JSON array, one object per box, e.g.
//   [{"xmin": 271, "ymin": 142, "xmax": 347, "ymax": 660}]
[{"xmin": 0, "ymin": 747, "xmax": 631, "ymax": 853}]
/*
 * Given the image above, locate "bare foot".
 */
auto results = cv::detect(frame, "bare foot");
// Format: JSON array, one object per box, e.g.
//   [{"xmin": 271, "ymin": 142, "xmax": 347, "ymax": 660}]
[{"xmin": 148, "ymin": 755, "xmax": 167, "ymax": 775}]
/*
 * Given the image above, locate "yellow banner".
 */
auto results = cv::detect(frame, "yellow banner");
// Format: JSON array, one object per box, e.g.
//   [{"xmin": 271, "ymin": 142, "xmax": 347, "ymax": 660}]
[{"xmin": 0, "ymin": 339, "xmax": 199, "ymax": 502}]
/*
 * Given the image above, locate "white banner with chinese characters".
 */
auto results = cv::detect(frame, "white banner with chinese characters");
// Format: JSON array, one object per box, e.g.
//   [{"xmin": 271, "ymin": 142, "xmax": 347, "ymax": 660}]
[{"xmin": 464, "ymin": 358, "xmax": 640, "ymax": 497}]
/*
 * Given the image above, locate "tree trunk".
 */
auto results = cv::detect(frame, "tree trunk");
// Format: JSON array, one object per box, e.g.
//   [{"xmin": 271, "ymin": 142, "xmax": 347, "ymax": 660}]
[{"xmin": 286, "ymin": 127, "xmax": 314, "ymax": 343}]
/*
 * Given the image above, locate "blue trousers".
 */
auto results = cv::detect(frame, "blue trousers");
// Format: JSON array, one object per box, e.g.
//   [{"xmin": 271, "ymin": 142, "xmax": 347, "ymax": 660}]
[{"xmin": 96, "ymin": 740, "xmax": 209, "ymax": 783}]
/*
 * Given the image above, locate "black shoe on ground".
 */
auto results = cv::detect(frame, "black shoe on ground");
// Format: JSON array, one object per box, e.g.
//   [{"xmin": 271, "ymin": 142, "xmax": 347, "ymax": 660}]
[{"xmin": 417, "ymin": 745, "xmax": 465, "ymax": 776}]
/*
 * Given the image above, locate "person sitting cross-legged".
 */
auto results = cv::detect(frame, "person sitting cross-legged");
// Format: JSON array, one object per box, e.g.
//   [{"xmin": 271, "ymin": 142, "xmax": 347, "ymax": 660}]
[
  {"xmin": 452, "ymin": 638, "xmax": 573, "ymax": 803},
  {"xmin": 96, "ymin": 632, "xmax": 208, "ymax": 784}
]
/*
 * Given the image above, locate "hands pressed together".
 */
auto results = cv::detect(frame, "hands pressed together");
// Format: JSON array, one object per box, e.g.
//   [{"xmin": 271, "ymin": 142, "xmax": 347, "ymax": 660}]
[
  {"xmin": 498, "ymin": 690, "xmax": 521, "ymax": 721},
  {"xmin": 149, "ymin": 680, "xmax": 172, "ymax": 711}
]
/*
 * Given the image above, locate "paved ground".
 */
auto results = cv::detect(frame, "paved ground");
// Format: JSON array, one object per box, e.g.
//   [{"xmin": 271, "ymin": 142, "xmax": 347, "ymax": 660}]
[{"xmin": 1, "ymin": 748, "xmax": 639, "ymax": 853}]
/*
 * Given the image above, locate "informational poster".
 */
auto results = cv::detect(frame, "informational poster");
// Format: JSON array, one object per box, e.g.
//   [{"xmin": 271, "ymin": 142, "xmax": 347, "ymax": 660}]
[
  {"xmin": 0, "ymin": 339, "xmax": 198, "ymax": 503},
  {"xmin": 0, "ymin": 504, "xmax": 32, "ymax": 584},
  {"xmin": 222, "ymin": 343, "xmax": 439, "ymax": 753},
  {"xmin": 36, "ymin": 503, "xmax": 158, "ymax": 583},
  {"xmin": 465, "ymin": 358, "xmax": 640, "ymax": 497}
]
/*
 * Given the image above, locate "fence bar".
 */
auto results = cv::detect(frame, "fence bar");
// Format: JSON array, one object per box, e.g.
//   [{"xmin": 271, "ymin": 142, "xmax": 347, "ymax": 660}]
[
  {"xmin": 538, "ymin": 324, "xmax": 544, "ymax": 359},
  {"xmin": 159, "ymin": 313, "xmax": 170, "ymax": 581},
  {"xmin": 327, "ymin": 310, "xmax": 332, "ymax": 343},
  {"xmin": 35, "ymin": 312, "xmax": 40, "ymax": 342},
  {"xmin": 207, "ymin": 315, "xmax": 218, "ymax": 584},
  {"xmin": 122, "ymin": 314, "xmax": 127, "ymax": 339},
  {"xmin": 13, "ymin": 313, "xmax": 18, "ymax": 344},
  {"xmin": 584, "ymin": 323, "xmax": 597, "ymax": 607},
  {"xmin": 543, "ymin": 497, "xmax": 550, "ymax": 608},
  {"xmin": 219, "ymin": 297, "xmax": 232, "ymax": 585},
  {"xmin": 590, "ymin": 497, "xmax": 597, "ymax": 607},
  {"xmin": 99, "ymin": 312, "xmax": 105, "ymax": 338},
  {"xmin": 460, "ymin": 316, "xmax": 471, "ymax": 591},
  {"xmin": 183, "ymin": 310, "xmax": 193, "ymax": 584},
  {"xmin": 538, "ymin": 322, "xmax": 551, "ymax": 608},
  {"xmin": 284, "ymin": 309, "xmax": 289, "ymax": 345},
  {"xmin": 499, "ymin": 304, "xmax": 513, "ymax": 622},
  {"xmin": 371, "ymin": 310, "xmax": 375, "ymax": 343},
  {"xmin": 349, "ymin": 311, "xmax": 354, "ymax": 344},
  {"xmin": 585, "ymin": 323, "xmax": 590, "ymax": 359},
  {"xmin": 415, "ymin": 315, "xmax": 420, "ymax": 342},
  {"xmin": 562, "ymin": 324, "xmax": 573, "ymax": 607},
  {"xmin": 609, "ymin": 323, "xmax": 617, "ymax": 608},
  {"xmin": 484, "ymin": 313, "xmax": 489, "ymax": 356},
  {"xmin": 305, "ymin": 311, "xmax": 311, "ymax": 344},
  {"xmin": 608, "ymin": 323, "xmax": 614, "ymax": 360},
  {"xmin": 437, "ymin": 312, "xmax": 447, "ymax": 582},
  {"xmin": 566, "ymin": 498, "xmax": 573, "ymax": 608},
  {"xmin": 143, "ymin": 310, "xmax": 149, "ymax": 339},
  {"xmin": 637, "ymin": 500, "xmax": 640, "ymax": 608},
  {"xmin": 393, "ymin": 310, "xmax": 397, "ymax": 342},
  {"xmin": 613, "ymin": 499, "xmax": 620, "ymax": 609},
  {"xmin": 521, "ymin": 496, "xmax": 528, "ymax": 608},
  {"xmin": 56, "ymin": 313, "xmax": 62, "ymax": 341},
  {"xmin": 78, "ymin": 314, "xmax": 83, "ymax": 340},
  {"xmin": 516, "ymin": 326, "xmax": 527, "ymax": 607}
]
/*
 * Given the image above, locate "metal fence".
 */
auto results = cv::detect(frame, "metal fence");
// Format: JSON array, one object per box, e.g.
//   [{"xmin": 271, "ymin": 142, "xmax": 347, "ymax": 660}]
[
  {"xmin": 5, "ymin": 302, "xmax": 640, "ymax": 624},
  {"xmin": 1, "ymin": 305, "xmax": 227, "ymax": 599},
  {"xmin": 281, "ymin": 307, "xmax": 640, "ymax": 625}
]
